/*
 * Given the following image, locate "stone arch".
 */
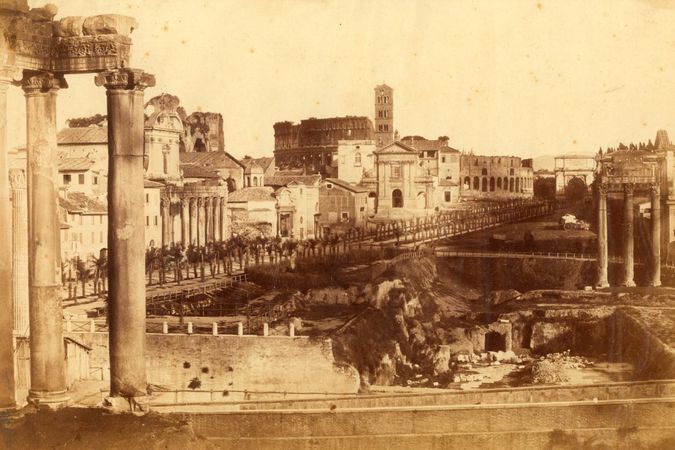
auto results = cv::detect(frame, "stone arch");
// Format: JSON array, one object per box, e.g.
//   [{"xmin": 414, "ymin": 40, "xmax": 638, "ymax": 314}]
[
  {"xmin": 516, "ymin": 177, "xmax": 520, "ymax": 192},
  {"xmin": 489, "ymin": 177, "xmax": 495, "ymax": 192},
  {"xmin": 509, "ymin": 177, "xmax": 514, "ymax": 192},
  {"xmin": 392, "ymin": 189, "xmax": 403, "ymax": 208},
  {"xmin": 497, "ymin": 177, "xmax": 502, "ymax": 190},
  {"xmin": 481, "ymin": 177, "xmax": 488, "ymax": 192},
  {"xmin": 464, "ymin": 176, "xmax": 471, "ymax": 189},
  {"xmin": 481, "ymin": 168, "xmax": 488, "ymax": 176},
  {"xmin": 503, "ymin": 177, "xmax": 509, "ymax": 190},
  {"xmin": 473, "ymin": 176, "xmax": 479, "ymax": 190}
]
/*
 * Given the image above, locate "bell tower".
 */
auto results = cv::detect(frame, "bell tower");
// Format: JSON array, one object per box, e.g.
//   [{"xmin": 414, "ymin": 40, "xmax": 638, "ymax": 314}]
[{"xmin": 374, "ymin": 84, "xmax": 394, "ymax": 148}]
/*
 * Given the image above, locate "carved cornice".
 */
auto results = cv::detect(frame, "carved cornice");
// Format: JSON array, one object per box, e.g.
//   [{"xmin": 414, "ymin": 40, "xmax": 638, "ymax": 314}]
[
  {"xmin": 95, "ymin": 68, "xmax": 155, "ymax": 91},
  {"xmin": 19, "ymin": 70, "xmax": 67, "ymax": 93},
  {"xmin": 8, "ymin": 169, "xmax": 25, "ymax": 189}
]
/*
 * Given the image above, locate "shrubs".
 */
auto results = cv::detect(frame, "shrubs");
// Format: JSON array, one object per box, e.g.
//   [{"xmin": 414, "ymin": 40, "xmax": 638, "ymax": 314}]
[{"xmin": 532, "ymin": 358, "xmax": 569, "ymax": 384}]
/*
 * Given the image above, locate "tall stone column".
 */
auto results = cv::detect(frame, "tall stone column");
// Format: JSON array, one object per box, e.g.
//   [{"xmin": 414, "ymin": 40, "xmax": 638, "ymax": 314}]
[
  {"xmin": 650, "ymin": 184, "xmax": 661, "ymax": 287},
  {"xmin": 622, "ymin": 183, "xmax": 636, "ymax": 287},
  {"xmin": 213, "ymin": 197, "xmax": 221, "ymax": 242},
  {"xmin": 198, "ymin": 198, "xmax": 205, "ymax": 246},
  {"xmin": 180, "ymin": 199, "xmax": 189, "ymax": 247},
  {"xmin": 22, "ymin": 71, "xmax": 69, "ymax": 408},
  {"xmin": 205, "ymin": 197, "xmax": 213, "ymax": 244},
  {"xmin": 189, "ymin": 198, "xmax": 198, "ymax": 246},
  {"xmin": 160, "ymin": 196, "xmax": 170, "ymax": 249},
  {"xmin": 96, "ymin": 69, "xmax": 155, "ymax": 400},
  {"xmin": 220, "ymin": 197, "xmax": 227, "ymax": 240},
  {"xmin": 597, "ymin": 183, "xmax": 609, "ymax": 288},
  {"xmin": 0, "ymin": 67, "xmax": 21, "ymax": 411},
  {"xmin": 10, "ymin": 169, "xmax": 29, "ymax": 336}
]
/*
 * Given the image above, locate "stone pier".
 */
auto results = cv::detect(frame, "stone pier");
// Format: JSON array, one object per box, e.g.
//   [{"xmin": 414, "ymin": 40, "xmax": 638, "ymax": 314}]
[
  {"xmin": 96, "ymin": 68, "xmax": 155, "ymax": 400},
  {"xmin": 597, "ymin": 183, "xmax": 609, "ymax": 288},
  {"xmin": 22, "ymin": 71, "xmax": 70, "ymax": 408},
  {"xmin": 650, "ymin": 184, "xmax": 661, "ymax": 287},
  {"xmin": 190, "ymin": 198, "xmax": 198, "ymax": 246},
  {"xmin": 622, "ymin": 184, "xmax": 636, "ymax": 287},
  {"xmin": 10, "ymin": 169, "xmax": 29, "ymax": 337}
]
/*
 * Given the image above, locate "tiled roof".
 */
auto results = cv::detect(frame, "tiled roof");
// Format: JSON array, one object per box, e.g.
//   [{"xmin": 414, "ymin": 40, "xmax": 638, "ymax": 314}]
[
  {"xmin": 401, "ymin": 137, "xmax": 459, "ymax": 153},
  {"xmin": 324, "ymin": 178, "xmax": 369, "ymax": 193},
  {"xmin": 179, "ymin": 151, "xmax": 244, "ymax": 170},
  {"xmin": 240, "ymin": 156, "xmax": 274, "ymax": 172},
  {"xmin": 57, "ymin": 126, "xmax": 108, "ymax": 145},
  {"xmin": 265, "ymin": 174, "xmax": 321, "ymax": 187},
  {"xmin": 228, "ymin": 187, "xmax": 275, "ymax": 202},
  {"xmin": 144, "ymin": 180, "xmax": 165, "ymax": 188},
  {"xmin": 59, "ymin": 192, "xmax": 107, "ymax": 214},
  {"xmin": 180, "ymin": 164, "xmax": 220, "ymax": 179},
  {"xmin": 58, "ymin": 157, "xmax": 96, "ymax": 172}
]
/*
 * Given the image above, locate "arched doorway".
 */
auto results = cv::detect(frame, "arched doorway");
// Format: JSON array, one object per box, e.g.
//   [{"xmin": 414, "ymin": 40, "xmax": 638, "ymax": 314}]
[
  {"xmin": 489, "ymin": 177, "xmax": 495, "ymax": 192},
  {"xmin": 392, "ymin": 189, "xmax": 403, "ymax": 208},
  {"xmin": 503, "ymin": 177, "xmax": 508, "ymax": 190},
  {"xmin": 473, "ymin": 177, "xmax": 479, "ymax": 190},
  {"xmin": 464, "ymin": 176, "xmax": 471, "ymax": 189},
  {"xmin": 482, "ymin": 177, "xmax": 488, "ymax": 192},
  {"xmin": 515, "ymin": 177, "xmax": 520, "ymax": 192},
  {"xmin": 509, "ymin": 177, "xmax": 514, "ymax": 192},
  {"xmin": 485, "ymin": 331, "xmax": 506, "ymax": 352},
  {"xmin": 416, "ymin": 191, "xmax": 426, "ymax": 209},
  {"xmin": 497, "ymin": 177, "xmax": 502, "ymax": 190},
  {"xmin": 565, "ymin": 177, "xmax": 587, "ymax": 203}
]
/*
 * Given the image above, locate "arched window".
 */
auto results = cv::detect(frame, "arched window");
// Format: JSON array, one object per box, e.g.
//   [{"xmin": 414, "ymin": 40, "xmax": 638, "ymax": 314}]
[
  {"xmin": 497, "ymin": 177, "xmax": 502, "ymax": 189},
  {"xmin": 354, "ymin": 152, "xmax": 361, "ymax": 166},
  {"xmin": 516, "ymin": 177, "xmax": 520, "ymax": 192},
  {"xmin": 482, "ymin": 177, "xmax": 488, "ymax": 192},
  {"xmin": 247, "ymin": 176, "xmax": 251, "ymax": 187},
  {"xmin": 503, "ymin": 177, "xmax": 509, "ymax": 190},
  {"xmin": 473, "ymin": 177, "xmax": 479, "ymax": 190},
  {"xmin": 481, "ymin": 168, "xmax": 488, "ymax": 176},
  {"xmin": 509, "ymin": 177, "xmax": 514, "ymax": 192},
  {"xmin": 464, "ymin": 176, "xmax": 471, "ymax": 189},
  {"xmin": 253, "ymin": 176, "xmax": 258, "ymax": 187},
  {"xmin": 392, "ymin": 189, "xmax": 403, "ymax": 208},
  {"xmin": 489, "ymin": 177, "xmax": 495, "ymax": 192}
]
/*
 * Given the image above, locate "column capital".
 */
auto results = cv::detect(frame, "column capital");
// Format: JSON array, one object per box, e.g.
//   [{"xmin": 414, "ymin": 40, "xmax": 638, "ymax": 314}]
[
  {"xmin": 623, "ymin": 183, "xmax": 635, "ymax": 196},
  {"xmin": 598, "ymin": 183, "xmax": 609, "ymax": 196},
  {"xmin": 0, "ymin": 66, "xmax": 22, "ymax": 87},
  {"xmin": 95, "ymin": 68, "xmax": 156, "ymax": 91},
  {"xmin": 8, "ymin": 169, "xmax": 26, "ymax": 189},
  {"xmin": 651, "ymin": 183, "xmax": 661, "ymax": 196},
  {"xmin": 19, "ymin": 71, "xmax": 67, "ymax": 94}
]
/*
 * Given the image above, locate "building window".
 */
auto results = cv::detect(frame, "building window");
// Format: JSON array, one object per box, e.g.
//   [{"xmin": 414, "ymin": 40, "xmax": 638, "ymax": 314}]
[
  {"xmin": 163, "ymin": 152, "xmax": 169, "ymax": 174},
  {"xmin": 392, "ymin": 189, "xmax": 403, "ymax": 208},
  {"xmin": 444, "ymin": 191, "xmax": 452, "ymax": 202},
  {"xmin": 360, "ymin": 206, "xmax": 365, "ymax": 212},
  {"xmin": 354, "ymin": 152, "xmax": 361, "ymax": 166},
  {"xmin": 326, "ymin": 183, "xmax": 333, "ymax": 189},
  {"xmin": 92, "ymin": 176, "xmax": 98, "ymax": 185},
  {"xmin": 441, "ymin": 156, "xmax": 446, "ymax": 163},
  {"xmin": 146, "ymin": 216, "xmax": 149, "ymax": 226},
  {"xmin": 78, "ymin": 215, "xmax": 83, "ymax": 225},
  {"xmin": 341, "ymin": 212, "xmax": 349, "ymax": 220},
  {"xmin": 391, "ymin": 164, "xmax": 401, "ymax": 178},
  {"xmin": 146, "ymin": 193, "xmax": 149, "ymax": 203},
  {"xmin": 154, "ymin": 216, "xmax": 158, "ymax": 226},
  {"xmin": 78, "ymin": 174, "xmax": 85, "ymax": 184},
  {"xmin": 63, "ymin": 174, "xmax": 71, "ymax": 185}
]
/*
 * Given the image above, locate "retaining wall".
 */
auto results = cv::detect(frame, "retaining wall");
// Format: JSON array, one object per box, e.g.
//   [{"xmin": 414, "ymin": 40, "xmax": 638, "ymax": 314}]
[{"xmin": 65, "ymin": 332, "xmax": 359, "ymax": 394}]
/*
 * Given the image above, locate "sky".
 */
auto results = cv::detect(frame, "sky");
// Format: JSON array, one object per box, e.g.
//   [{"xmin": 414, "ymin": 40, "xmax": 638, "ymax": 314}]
[{"xmin": 8, "ymin": 0, "xmax": 675, "ymax": 160}]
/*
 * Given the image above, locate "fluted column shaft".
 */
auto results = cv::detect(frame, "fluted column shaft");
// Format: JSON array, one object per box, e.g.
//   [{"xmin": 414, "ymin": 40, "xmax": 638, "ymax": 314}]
[
  {"xmin": 213, "ymin": 197, "xmax": 221, "ymax": 242},
  {"xmin": 160, "ymin": 197, "xmax": 170, "ymax": 249},
  {"xmin": 189, "ymin": 198, "xmax": 198, "ymax": 246},
  {"xmin": 198, "ymin": 198, "xmax": 205, "ymax": 246},
  {"xmin": 651, "ymin": 184, "xmax": 661, "ymax": 287},
  {"xmin": 205, "ymin": 197, "xmax": 213, "ymax": 244},
  {"xmin": 622, "ymin": 184, "xmax": 636, "ymax": 287},
  {"xmin": 96, "ymin": 69, "xmax": 155, "ymax": 399},
  {"xmin": 597, "ymin": 184, "xmax": 609, "ymax": 288},
  {"xmin": 180, "ymin": 199, "xmax": 189, "ymax": 247},
  {"xmin": 0, "ymin": 67, "xmax": 20, "ymax": 411},
  {"xmin": 22, "ymin": 71, "xmax": 69, "ymax": 408},
  {"xmin": 220, "ymin": 197, "xmax": 227, "ymax": 240},
  {"xmin": 10, "ymin": 169, "xmax": 29, "ymax": 336}
]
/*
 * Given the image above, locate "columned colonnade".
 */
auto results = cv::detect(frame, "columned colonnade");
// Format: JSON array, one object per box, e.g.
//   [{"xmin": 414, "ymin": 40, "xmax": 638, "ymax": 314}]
[
  {"xmin": 596, "ymin": 183, "xmax": 661, "ymax": 288},
  {"xmin": 162, "ymin": 195, "xmax": 227, "ymax": 248}
]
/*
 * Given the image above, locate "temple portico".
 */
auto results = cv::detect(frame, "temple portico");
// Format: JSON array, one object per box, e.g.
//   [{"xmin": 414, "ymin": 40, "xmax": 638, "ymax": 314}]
[{"xmin": 1, "ymin": 1, "xmax": 151, "ymax": 411}]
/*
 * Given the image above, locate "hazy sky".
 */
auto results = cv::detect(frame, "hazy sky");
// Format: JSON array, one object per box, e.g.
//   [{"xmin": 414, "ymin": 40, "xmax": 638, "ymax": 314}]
[{"xmin": 8, "ymin": 0, "xmax": 675, "ymax": 160}]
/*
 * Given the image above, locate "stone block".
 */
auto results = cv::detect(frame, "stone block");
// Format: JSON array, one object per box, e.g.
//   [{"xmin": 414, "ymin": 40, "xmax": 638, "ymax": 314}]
[{"xmin": 82, "ymin": 15, "xmax": 137, "ymax": 37}]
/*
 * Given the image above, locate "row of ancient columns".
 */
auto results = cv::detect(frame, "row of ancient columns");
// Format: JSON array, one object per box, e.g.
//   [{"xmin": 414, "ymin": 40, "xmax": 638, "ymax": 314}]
[
  {"xmin": 0, "ymin": 68, "xmax": 154, "ymax": 411},
  {"xmin": 597, "ymin": 183, "xmax": 661, "ymax": 288},
  {"xmin": 163, "ymin": 196, "xmax": 227, "ymax": 248}
]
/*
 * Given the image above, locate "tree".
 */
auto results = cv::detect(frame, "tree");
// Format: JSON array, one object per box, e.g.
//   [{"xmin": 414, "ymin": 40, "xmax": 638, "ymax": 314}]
[
  {"xmin": 533, "ymin": 177, "xmax": 556, "ymax": 201},
  {"xmin": 90, "ymin": 249, "xmax": 107, "ymax": 295},
  {"xmin": 75, "ymin": 257, "xmax": 91, "ymax": 298}
]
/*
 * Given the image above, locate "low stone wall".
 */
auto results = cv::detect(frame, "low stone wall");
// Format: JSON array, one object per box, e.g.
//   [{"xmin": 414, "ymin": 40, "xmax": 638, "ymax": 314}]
[{"xmin": 65, "ymin": 333, "xmax": 359, "ymax": 394}]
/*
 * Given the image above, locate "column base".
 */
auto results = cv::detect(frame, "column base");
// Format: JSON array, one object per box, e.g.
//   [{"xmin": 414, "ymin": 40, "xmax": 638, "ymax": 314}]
[
  {"xmin": 596, "ymin": 281, "xmax": 610, "ymax": 289},
  {"xmin": 103, "ymin": 395, "xmax": 149, "ymax": 413},
  {"xmin": 648, "ymin": 280, "xmax": 662, "ymax": 288},
  {"xmin": 26, "ymin": 390, "xmax": 70, "ymax": 410},
  {"xmin": 621, "ymin": 280, "xmax": 636, "ymax": 288}
]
